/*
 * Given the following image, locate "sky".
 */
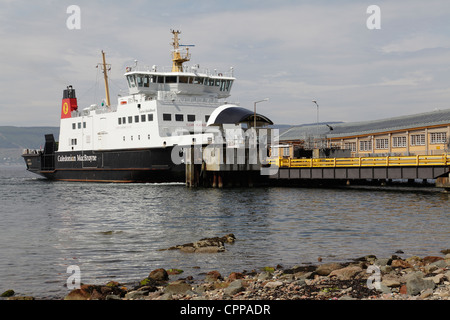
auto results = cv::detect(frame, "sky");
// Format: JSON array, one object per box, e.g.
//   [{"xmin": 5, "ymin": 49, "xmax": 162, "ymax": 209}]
[{"xmin": 1, "ymin": 0, "xmax": 450, "ymax": 127}]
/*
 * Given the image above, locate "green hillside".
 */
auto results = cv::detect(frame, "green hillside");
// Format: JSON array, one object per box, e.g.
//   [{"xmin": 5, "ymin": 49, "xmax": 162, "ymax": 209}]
[
  {"xmin": 0, "ymin": 126, "xmax": 59, "ymax": 149},
  {"xmin": 0, "ymin": 126, "xmax": 59, "ymax": 164}
]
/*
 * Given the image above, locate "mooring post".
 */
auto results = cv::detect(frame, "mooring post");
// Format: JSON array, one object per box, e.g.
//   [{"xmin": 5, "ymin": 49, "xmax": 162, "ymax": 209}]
[{"xmin": 185, "ymin": 145, "xmax": 196, "ymax": 187}]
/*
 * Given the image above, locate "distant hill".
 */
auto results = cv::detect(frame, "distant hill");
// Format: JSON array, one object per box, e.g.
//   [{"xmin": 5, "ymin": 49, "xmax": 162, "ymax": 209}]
[
  {"xmin": 0, "ymin": 126, "xmax": 59, "ymax": 149},
  {"xmin": 0, "ymin": 126, "xmax": 59, "ymax": 164}
]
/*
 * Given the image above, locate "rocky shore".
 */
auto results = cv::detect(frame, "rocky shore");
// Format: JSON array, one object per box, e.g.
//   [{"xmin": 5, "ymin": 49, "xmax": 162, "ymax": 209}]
[{"xmin": 42, "ymin": 249, "xmax": 450, "ymax": 301}]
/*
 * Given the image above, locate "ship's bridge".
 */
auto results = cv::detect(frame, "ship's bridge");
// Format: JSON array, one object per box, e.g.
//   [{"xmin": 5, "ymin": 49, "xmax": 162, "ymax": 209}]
[{"xmin": 124, "ymin": 68, "xmax": 235, "ymax": 99}]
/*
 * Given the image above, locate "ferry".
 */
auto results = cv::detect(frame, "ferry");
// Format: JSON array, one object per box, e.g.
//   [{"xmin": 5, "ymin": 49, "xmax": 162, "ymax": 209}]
[{"xmin": 22, "ymin": 30, "xmax": 249, "ymax": 182}]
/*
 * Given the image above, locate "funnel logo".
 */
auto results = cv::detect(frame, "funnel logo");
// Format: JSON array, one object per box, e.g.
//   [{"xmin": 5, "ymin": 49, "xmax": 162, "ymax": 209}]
[{"xmin": 62, "ymin": 102, "xmax": 69, "ymax": 115}]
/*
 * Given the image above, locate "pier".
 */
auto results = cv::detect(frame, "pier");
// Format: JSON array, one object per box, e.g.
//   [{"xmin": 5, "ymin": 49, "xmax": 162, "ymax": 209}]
[{"xmin": 269, "ymin": 154, "xmax": 450, "ymax": 189}]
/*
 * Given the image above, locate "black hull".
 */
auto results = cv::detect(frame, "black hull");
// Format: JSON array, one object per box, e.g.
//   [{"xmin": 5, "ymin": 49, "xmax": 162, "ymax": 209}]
[{"xmin": 23, "ymin": 147, "xmax": 185, "ymax": 183}]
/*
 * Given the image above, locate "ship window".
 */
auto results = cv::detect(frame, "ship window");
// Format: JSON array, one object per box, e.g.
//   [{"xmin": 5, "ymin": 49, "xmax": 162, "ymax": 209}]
[
  {"xmin": 138, "ymin": 135, "xmax": 140, "ymax": 140},
  {"xmin": 118, "ymin": 118, "xmax": 122, "ymax": 125},
  {"xmin": 131, "ymin": 136, "xmax": 133, "ymax": 141},
  {"xmin": 179, "ymin": 76, "xmax": 189, "ymax": 84},
  {"xmin": 193, "ymin": 77, "xmax": 204, "ymax": 85},
  {"xmin": 128, "ymin": 116, "xmax": 133, "ymax": 123},
  {"xmin": 157, "ymin": 76, "xmax": 164, "ymax": 84},
  {"xmin": 163, "ymin": 113, "xmax": 172, "ymax": 121},
  {"xmin": 208, "ymin": 78, "xmax": 215, "ymax": 86},
  {"xmin": 141, "ymin": 114, "xmax": 146, "ymax": 122},
  {"xmin": 83, "ymin": 122, "xmax": 86, "ymax": 128},
  {"xmin": 165, "ymin": 76, "xmax": 177, "ymax": 84},
  {"xmin": 187, "ymin": 114, "xmax": 195, "ymax": 122},
  {"xmin": 78, "ymin": 122, "xmax": 81, "ymax": 129},
  {"xmin": 148, "ymin": 134, "xmax": 150, "ymax": 140},
  {"xmin": 136, "ymin": 75, "xmax": 143, "ymax": 87},
  {"xmin": 205, "ymin": 115, "xmax": 210, "ymax": 122},
  {"xmin": 123, "ymin": 136, "xmax": 125, "ymax": 141},
  {"xmin": 127, "ymin": 75, "xmax": 136, "ymax": 88},
  {"xmin": 122, "ymin": 117, "xmax": 126, "ymax": 124},
  {"xmin": 135, "ymin": 115, "xmax": 139, "ymax": 123},
  {"xmin": 143, "ymin": 75, "xmax": 150, "ymax": 87},
  {"xmin": 175, "ymin": 114, "xmax": 184, "ymax": 121},
  {"xmin": 148, "ymin": 114, "xmax": 154, "ymax": 121},
  {"xmin": 72, "ymin": 123, "xmax": 76, "ymax": 130}
]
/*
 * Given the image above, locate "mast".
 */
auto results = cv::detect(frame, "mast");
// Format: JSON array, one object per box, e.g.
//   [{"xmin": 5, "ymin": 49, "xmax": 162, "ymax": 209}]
[
  {"xmin": 171, "ymin": 30, "xmax": 191, "ymax": 72},
  {"xmin": 101, "ymin": 50, "xmax": 111, "ymax": 107}
]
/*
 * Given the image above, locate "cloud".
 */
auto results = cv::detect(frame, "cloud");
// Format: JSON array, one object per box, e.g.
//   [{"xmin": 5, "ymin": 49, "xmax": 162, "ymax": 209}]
[
  {"xmin": 1, "ymin": 1, "xmax": 450, "ymax": 126},
  {"xmin": 380, "ymin": 33, "xmax": 450, "ymax": 53}
]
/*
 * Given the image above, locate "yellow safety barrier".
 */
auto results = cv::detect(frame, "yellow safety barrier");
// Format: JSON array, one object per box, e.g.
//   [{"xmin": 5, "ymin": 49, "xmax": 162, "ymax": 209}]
[{"xmin": 270, "ymin": 154, "xmax": 450, "ymax": 168}]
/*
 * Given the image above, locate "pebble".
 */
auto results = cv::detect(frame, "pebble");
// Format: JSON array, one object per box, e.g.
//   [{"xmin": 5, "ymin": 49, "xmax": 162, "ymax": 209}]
[{"xmin": 57, "ymin": 251, "xmax": 450, "ymax": 300}]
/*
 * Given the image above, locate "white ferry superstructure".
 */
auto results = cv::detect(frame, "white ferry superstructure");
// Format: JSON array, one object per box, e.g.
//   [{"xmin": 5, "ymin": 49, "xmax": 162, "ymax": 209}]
[{"xmin": 22, "ymin": 30, "xmax": 238, "ymax": 182}]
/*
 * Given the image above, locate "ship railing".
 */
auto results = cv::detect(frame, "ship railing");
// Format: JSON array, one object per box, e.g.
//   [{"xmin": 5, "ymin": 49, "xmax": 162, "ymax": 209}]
[
  {"xmin": 270, "ymin": 154, "xmax": 450, "ymax": 168},
  {"xmin": 22, "ymin": 148, "xmax": 42, "ymax": 155},
  {"xmin": 127, "ymin": 65, "xmax": 234, "ymax": 78}
]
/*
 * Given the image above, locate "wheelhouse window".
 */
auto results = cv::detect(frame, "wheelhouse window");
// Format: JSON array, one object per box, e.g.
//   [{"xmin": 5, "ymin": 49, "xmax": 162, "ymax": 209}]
[
  {"xmin": 148, "ymin": 114, "xmax": 154, "ymax": 121},
  {"xmin": 165, "ymin": 76, "xmax": 177, "ymax": 84},
  {"xmin": 135, "ymin": 115, "xmax": 139, "ymax": 123},
  {"xmin": 175, "ymin": 114, "xmax": 184, "ymax": 121},
  {"xmin": 127, "ymin": 75, "xmax": 136, "ymax": 88},
  {"xmin": 187, "ymin": 114, "xmax": 196, "ymax": 122},
  {"xmin": 163, "ymin": 113, "xmax": 172, "ymax": 121},
  {"xmin": 141, "ymin": 114, "xmax": 146, "ymax": 122},
  {"xmin": 128, "ymin": 116, "xmax": 133, "ymax": 124}
]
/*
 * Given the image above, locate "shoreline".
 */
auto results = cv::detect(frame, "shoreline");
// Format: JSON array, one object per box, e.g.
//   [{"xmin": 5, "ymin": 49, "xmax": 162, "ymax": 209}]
[{"xmin": 4, "ymin": 250, "xmax": 449, "ymax": 301}]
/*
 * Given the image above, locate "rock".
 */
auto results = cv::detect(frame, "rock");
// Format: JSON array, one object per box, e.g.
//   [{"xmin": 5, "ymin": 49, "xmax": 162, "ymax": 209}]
[
  {"xmin": 264, "ymin": 281, "xmax": 283, "ymax": 289},
  {"xmin": 258, "ymin": 271, "xmax": 272, "ymax": 281},
  {"xmin": 125, "ymin": 290, "xmax": 147, "ymax": 300},
  {"xmin": 228, "ymin": 272, "xmax": 244, "ymax": 282},
  {"xmin": 419, "ymin": 288, "xmax": 434, "ymax": 299},
  {"xmin": 391, "ymin": 259, "xmax": 413, "ymax": 269},
  {"xmin": 430, "ymin": 260, "xmax": 447, "ymax": 268},
  {"xmin": 315, "ymin": 263, "xmax": 343, "ymax": 276},
  {"xmin": 423, "ymin": 256, "xmax": 443, "ymax": 264},
  {"xmin": 406, "ymin": 272, "xmax": 435, "ymax": 296},
  {"xmin": 205, "ymin": 270, "xmax": 222, "ymax": 282},
  {"xmin": 64, "ymin": 285, "xmax": 92, "ymax": 300},
  {"xmin": 161, "ymin": 234, "xmax": 235, "ymax": 253},
  {"xmin": 164, "ymin": 280, "xmax": 193, "ymax": 295},
  {"xmin": 224, "ymin": 280, "xmax": 245, "ymax": 296},
  {"xmin": 329, "ymin": 265, "xmax": 363, "ymax": 280},
  {"xmin": 7, "ymin": 296, "xmax": 34, "ymax": 300},
  {"xmin": 382, "ymin": 279, "xmax": 401, "ymax": 288},
  {"xmin": 149, "ymin": 268, "xmax": 169, "ymax": 282},
  {"xmin": 440, "ymin": 248, "xmax": 450, "ymax": 255},
  {"xmin": 375, "ymin": 258, "xmax": 390, "ymax": 267},
  {"xmin": 194, "ymin": 246, "xmax": 225, "ymax": 253},
  {"xmin": 425, "ymin": 274, "xmax": 445, "ymax": 285},
  {"xmin": 1, "ymin": 289, "xmax": 15, "ymax": 297},
  {"xmin": 405, "ymin": 256, "xmax": 422, "ymax": 265},
  {"xmin": 167, "ymin": 269, "xmax": 184, "ymax": 275},
  {"xmin": 399, "ymin": 284, "xmax": 407, "ymax": 295}
]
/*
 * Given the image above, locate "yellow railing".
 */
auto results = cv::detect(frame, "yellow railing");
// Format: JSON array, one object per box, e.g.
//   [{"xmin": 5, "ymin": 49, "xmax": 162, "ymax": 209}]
[{"xmin": 270, "ymin": 154, "xmax": 450, "ymax": 168}]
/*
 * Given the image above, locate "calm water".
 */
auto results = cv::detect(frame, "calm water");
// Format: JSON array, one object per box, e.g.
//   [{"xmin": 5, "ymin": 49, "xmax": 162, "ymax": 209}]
[{"xmin": 0, "ymin": 165, "xmax": 449, "ymax": 299}]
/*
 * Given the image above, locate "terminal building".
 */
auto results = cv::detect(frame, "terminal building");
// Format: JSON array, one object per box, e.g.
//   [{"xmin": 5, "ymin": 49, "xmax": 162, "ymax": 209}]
[{"xmin": 278, "ymin": 108, "xmax": 450, "ymax": 158}]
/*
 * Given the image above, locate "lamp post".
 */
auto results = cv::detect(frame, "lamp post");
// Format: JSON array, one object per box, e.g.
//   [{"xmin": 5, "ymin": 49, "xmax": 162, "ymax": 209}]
[
  {"xmin": 254, "ymin": 98, "xmax": 269, "ymax": 129},
  {"xmin": 312, "ymin": 100, "xmax": 319, "ymax": 147}
]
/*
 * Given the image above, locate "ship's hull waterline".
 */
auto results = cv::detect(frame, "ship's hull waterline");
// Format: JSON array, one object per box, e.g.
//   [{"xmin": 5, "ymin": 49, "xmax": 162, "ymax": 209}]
[{"xmin": 23, "ymin": 147, "xmax": 185, "ymax": 183}]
